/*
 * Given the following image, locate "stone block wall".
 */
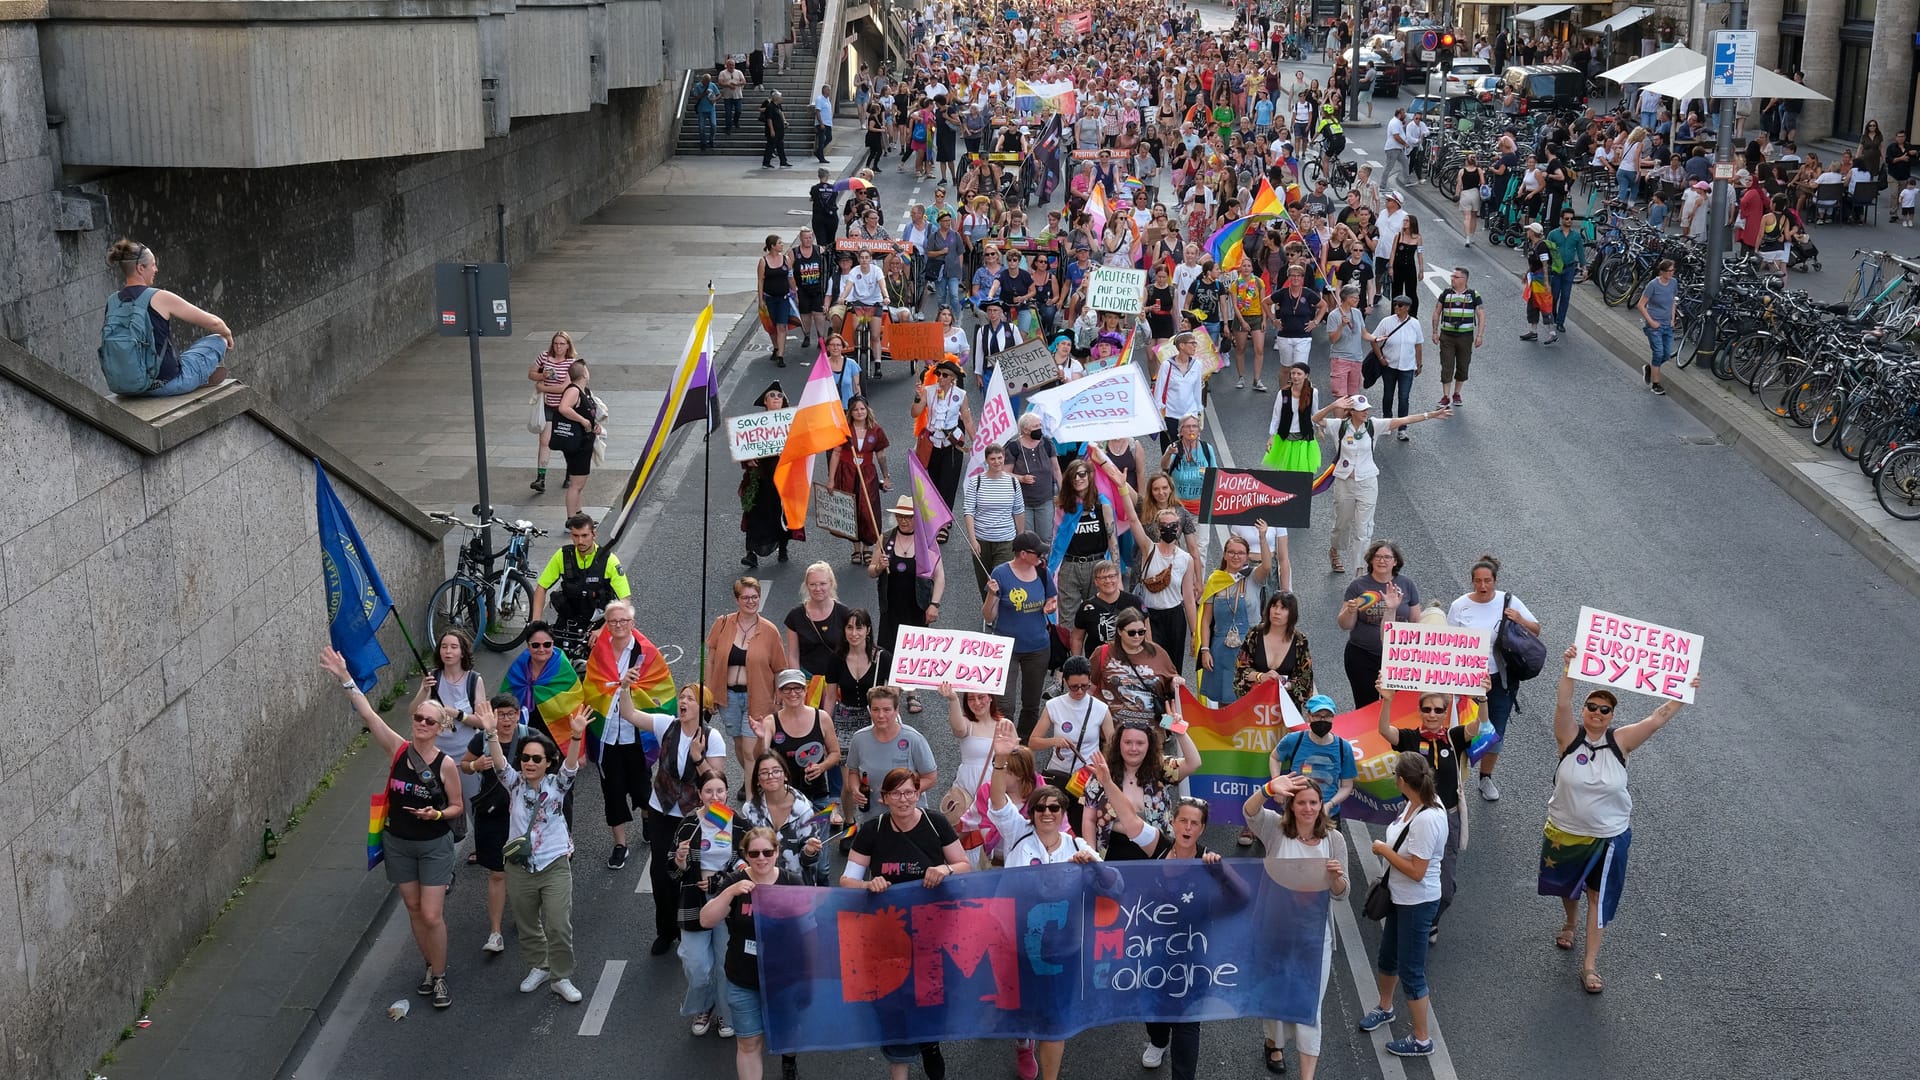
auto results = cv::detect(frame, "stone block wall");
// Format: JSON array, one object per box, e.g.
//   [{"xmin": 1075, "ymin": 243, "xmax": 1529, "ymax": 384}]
[
  {"xmin": 0, "ymin": 378, "xmax": 441, "ymax": 1080},
  {"xmin": 2, "ymin": 33, "xmax": 678, "ymax": 414}
]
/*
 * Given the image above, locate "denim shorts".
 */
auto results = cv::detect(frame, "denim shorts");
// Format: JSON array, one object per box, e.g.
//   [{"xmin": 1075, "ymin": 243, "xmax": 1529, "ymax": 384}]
[
  {"xmin": 718, "ymin": 689, "xmax": 753, "ymax": 739},
  {"xmin": 724, "ymin": 977, "xmax": 765, "ymax": 1038}
]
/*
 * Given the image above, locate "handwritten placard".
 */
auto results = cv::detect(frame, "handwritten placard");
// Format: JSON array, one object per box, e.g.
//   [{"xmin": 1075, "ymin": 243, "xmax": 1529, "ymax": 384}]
[
  {"xmin": 810, "ymin": 483, "xmax": 858, "ymax": 540},
  {"xmin": 1087, "ymin": 266, "xmax": 1147, "ymax": 314},
  {"xmin": 1572, "ymin": 607, "xmax": 1703, "ymax": 703},
  {"xmin": 1380, "ymin": 623, "xmax": 1494, "ymax": 695},
  {"xmin": 1026, "ymin": 361, "xmax": 1161, "ymax": 442},
  {"xmin": 992, "ymin": 337, "xmax": 1061, "ymax": 393},
  {"xmin": 884, "ymin": 320, "xmax": 945, "ymax": 361},
  {"xmin": 888, "ymin": 626, "xmax": 1015, "ymax": 694},
  {"xmin": 728, "ymin": 408, "xmax": 795, "ymax": 461}
]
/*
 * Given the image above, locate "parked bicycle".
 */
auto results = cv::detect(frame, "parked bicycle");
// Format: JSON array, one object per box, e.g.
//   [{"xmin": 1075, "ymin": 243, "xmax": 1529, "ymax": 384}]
[{"xmin": 424, "ymin": 512, "xmax": 547, "ymax": 652}]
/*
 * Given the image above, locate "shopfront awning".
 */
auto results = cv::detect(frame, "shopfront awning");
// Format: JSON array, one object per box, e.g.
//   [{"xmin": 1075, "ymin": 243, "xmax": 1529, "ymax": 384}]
[
  {"xmin": 1458, "ymin": 0, "xmax": 1528, "ymax": 6},
  {"xmin": 1514, "ymin": 4, "xmax": 1575, "ymax": 21},
  {"xmin": 1584, "ymin": 6, "xmax": 1654, "ymax": 33}
]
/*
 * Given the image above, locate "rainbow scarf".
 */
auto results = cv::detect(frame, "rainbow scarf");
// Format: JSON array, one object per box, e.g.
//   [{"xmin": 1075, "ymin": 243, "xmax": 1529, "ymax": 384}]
[
  {"xmin": 502, "ymin": 648, "xmax": 586, "ymax": 742},
  {"xmin": 580, "ymin": 627, "xmax": 674, "ymax": 765}
]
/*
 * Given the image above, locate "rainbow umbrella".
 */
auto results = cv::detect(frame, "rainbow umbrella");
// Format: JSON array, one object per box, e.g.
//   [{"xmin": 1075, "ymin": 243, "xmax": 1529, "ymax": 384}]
[{"xmin": 834, "ymin": 176, "xmax": 875, "ymax": 192}]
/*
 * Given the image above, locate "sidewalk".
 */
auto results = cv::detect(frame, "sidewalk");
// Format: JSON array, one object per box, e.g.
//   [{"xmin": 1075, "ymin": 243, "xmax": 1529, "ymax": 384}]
[{"xmin": 102, "ymin": 118, "xmax": 866, "ymax": 1080}]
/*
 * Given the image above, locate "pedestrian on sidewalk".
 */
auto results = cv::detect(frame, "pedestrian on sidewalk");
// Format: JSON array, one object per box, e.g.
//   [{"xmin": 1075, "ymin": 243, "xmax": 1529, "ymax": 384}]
[
  {"xmin": 762, "ymin": 92, "xmax": 792, "ymax": 169},
  {"xmin": 484, "ymin": 720, "xmax": 587, "ymax": 1003},
  {"xmin": 1636, "ymin": 258, "xmax": 1678, "ymax": 397},
  {"xmin": 1547, "ymin": 208, "xmax": 1583, "ymax": 341},
  {"xmin": 321, "ymin": 647, "xmax": 465, "ymax": 1009},
  {"xmin": 694, "ymin": 71, "xmax": 720, "ymax": 150},
  {"xmin": 1431, "ymin": 269, "xmax": 1482, "ymax": 408},
  {"xmin": 719, "ymin": 58, "xmax": 746, "ymax": 132},
  {"xmin": 527, "ymin": 331, "xmax": 578, "ymax": 494},
  {"xmin": 1520, "ymin": 223, "xmax": 1550, "ymax": 341},
  {"xmin": 462, "ymin": 695, "xmax": 531, "ymax": 956},
  {"xmin": 550, "ymin": 363, "xmax": 603, "ymax": 517},
  {"xmin": 813, "ymin": 86, "xmax": 834, "ymax": 163}
]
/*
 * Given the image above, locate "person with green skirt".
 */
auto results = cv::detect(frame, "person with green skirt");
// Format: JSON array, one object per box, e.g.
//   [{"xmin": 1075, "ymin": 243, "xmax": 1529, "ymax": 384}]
[{"xmin": 1262, "ymin": 363, "xmax": 1323, "ymax": 472}]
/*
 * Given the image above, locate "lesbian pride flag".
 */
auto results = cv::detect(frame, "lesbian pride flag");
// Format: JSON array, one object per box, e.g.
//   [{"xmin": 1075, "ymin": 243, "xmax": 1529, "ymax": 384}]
[{"xmin": 775, "ymin": 348, "xmax": 851, "ymax": 530}]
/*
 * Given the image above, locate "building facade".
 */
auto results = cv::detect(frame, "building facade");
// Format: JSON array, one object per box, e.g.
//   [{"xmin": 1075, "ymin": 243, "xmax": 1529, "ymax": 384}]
[{"xmin": 1706, "ymin": 0, "xmax": 1919, "ymax": 143}]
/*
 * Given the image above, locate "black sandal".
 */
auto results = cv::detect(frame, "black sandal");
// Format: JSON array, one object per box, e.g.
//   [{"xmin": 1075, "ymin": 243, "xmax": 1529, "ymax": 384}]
[{"xmin": 1264, "ymin": 1043, "xmax": 1286, "ymax": 1074}]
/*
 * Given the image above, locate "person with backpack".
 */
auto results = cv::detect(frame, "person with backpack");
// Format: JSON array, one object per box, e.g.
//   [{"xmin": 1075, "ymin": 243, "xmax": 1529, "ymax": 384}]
[
  {"xmin": 549, "ymin": 362, "xmax": 604, "ymax": 516},
  {"xmin": 1158, "ymin": 413, "xmax": 1218, "ymax": 523},
  {"xmin": 412, "ymin": 630, "xmax": 490, "ymax": 833},
  {"xmin": 1314, "ymin": 395, "xmax": 1448, "ymax": 576},
  {"xmin": 1542, "ymin": 645, "xmax": 1700, "ymax": 995},
  {"xmin": 320, "ymin": 647, "xmax": 466, "ymax": 1009},
  {"xmin": 1270, "ymin": 694, "xmax": 1356, "ymax": 824},
  {"xmin": 1444, "ymin": 555, "xmax": 1542, "ymax": 803},
  {"xmin": 100, "ymin": 238, "xmax": 233, "ymax": 397}
]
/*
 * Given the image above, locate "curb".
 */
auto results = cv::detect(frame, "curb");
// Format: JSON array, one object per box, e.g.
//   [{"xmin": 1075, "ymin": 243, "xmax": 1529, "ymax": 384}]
[{"xmin": 1391, "ymin": 181, "xmax": 1920, "ymax": 602}]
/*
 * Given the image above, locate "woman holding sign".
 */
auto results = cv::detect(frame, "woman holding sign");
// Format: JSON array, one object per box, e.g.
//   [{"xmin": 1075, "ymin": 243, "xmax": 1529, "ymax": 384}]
[
  {"xmin": 1542, "ymin": 645, "xmax": 1698, "ymax": 995},
  {"xmin": 739, "ymin": 383, "xmax": 796, "ymax": 569},
  {"xmin": 829, "ymin": 395, "xmax": 891, "ymax": 565}
]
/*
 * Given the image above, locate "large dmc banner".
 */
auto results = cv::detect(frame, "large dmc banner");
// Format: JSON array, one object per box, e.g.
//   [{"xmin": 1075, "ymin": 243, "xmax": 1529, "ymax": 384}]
[{"xmin": 753, "ymin": 859, "xmax": 1332, "ymax": 1053}]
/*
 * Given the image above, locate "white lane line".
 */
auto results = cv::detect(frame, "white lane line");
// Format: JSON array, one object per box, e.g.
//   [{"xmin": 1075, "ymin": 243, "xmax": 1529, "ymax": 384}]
[
  {"xmin": 1345, "ymin": 819, "xmax": 1461, "ymax": 1080},
  {"xmin": 635, "ymin": 853, "xmax": 653, "ymax": 894},
  {"xmin": 577, "ymin": 959, "xmax": 628, "ymax": 1036},
  {"xmin": 1330, "ymin": 870, "xmax": 1409, "ymax": 1080}
]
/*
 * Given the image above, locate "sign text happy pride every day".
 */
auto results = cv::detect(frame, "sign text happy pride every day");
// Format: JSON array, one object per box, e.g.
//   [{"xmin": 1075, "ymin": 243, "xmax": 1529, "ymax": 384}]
[{"xmin": 888, "ymin": 626, "xmax": 1015, "ymax": 695}]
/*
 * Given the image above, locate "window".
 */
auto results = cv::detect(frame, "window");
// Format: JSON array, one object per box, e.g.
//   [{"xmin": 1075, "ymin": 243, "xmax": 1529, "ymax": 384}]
[
  {"xmin": 1780, "ymin": 0, "xmax": 1804, "ymax": 14},
  {"xmin": 1776, "ymin": 33, "xmax": 1802, "ymax": 75},
  {"xmin": 1833, "ymin": 42, "xmax": 1871, "ymax": 140},
  {"xmin": 1844, "ymin": 0, "xmax": 1874, "ymax": 18}
]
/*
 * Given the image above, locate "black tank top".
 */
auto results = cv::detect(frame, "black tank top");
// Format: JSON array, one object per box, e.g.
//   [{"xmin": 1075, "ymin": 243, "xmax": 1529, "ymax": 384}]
[
  {"xmin": 1064, "ymin": 500, "xmax": 1110, "ymax": 557},
  {"xmin": 793, "ymin": 247, "xmax": 829, "ymax": 295},
  {"xmin": 763, "ymin": 256, "xmax": 791, "ymax": 299},
  {"xmin": 771, "ymin": 708, "xmax": 832, "ymax": 800},
  {"xmin": 1461, "ymin": 167, "xmax": 1483, "ymax": 189},
  {"xmin": 386, "ymin": 747, "xmax": 451, "ymax": 841}
]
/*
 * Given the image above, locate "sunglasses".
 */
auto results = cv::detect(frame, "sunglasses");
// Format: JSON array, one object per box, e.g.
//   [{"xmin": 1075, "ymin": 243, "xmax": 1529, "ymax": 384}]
[
  {"xmin": 1584, "ymin": 702, "xmax": 1614, "ymax": 715},
  {"xmin": 519, "ymin": 753, "xmax": 547, "ymax": 763},
  {"xmin": 1122, "ymin": 628, "xmax": 1148, "ymax": 637},
  {"xmin": 1418, "ymin": 706, "xmax": 1448, "ymax": 715},
  {"xmin": 1032, "ymin": 804, "xmax": 1065, "ymax": 815},
  {"xmin": 413, "ymin": 715, "xmax": 440, "ymax": 725},
  {"xmin": 529, "ymin": 642, "xmax": 554, "ymax": 651},
  {"xmin": 746, "ymin": 848, "xmax": 778, "ymax": 858}
]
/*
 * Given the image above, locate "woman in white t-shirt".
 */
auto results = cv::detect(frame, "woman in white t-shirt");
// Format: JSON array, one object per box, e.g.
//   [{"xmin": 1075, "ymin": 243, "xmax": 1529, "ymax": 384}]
[
  {"xmin": 1357, "ymin": 753, "xmax": 1449, "ymax": 1059},
  {"xmin": 1028, "ymin": 655, "xmax": 1113, "ymax": 794},
  {"xmin": 1311, "ymin": 395, "xmax": 1448, "ymax": 573},
  {"xmin": 1132, "ymin": 506, "xmax": 1197, "ymax": 674},
  {"xmin": 1444, "ymin": 554, "xmax": 1541, "ymax": 803},
  {"xmin": 1243, "ymin": 775, "xmax": 1348, "ymax": 1078}
]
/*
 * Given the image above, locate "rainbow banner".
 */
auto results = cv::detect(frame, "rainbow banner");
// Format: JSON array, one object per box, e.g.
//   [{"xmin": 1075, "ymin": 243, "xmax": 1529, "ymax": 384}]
[
  {"xmin": 502, "ymin": 648, "xmax": 585, "ymax": 739},
  {"xmin": 1179, "ymin": 682, "xmax": 1490, "ymax": 826},
  {"xmin": 580, "ymin": 627, "xmax": 674, "ymax": 765}
]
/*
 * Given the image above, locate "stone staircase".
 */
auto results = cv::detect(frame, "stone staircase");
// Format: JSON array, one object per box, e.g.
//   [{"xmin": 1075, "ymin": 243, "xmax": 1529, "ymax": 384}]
[{"xmin": 676, "ymin": 10, "xmax": 825, "ymax": 157}]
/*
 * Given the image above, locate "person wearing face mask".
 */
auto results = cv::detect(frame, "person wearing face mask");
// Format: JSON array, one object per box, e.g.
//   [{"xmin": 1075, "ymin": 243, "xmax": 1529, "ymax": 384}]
[
  {"xmin": 1131, "ymin": 509, "xmax": 1198, "ymax": 674},
  {"xmin": 1377, "ymin": 683, "xmax": 1473, "ymax": 943},
  {"xmin": 1271, "ymin": 692, "xmax": 1355, "ymax": 821}
]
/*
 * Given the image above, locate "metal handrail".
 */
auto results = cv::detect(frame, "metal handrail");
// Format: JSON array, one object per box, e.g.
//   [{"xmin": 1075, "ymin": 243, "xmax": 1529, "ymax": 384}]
[{"xmin": 670, "ymin": 67, "xmax": 693, "ymax": 150}]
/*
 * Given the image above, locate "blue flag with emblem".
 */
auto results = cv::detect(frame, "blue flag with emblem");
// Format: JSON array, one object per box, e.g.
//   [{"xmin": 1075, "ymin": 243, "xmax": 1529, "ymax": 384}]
[{"xmin": 315, "ymin": 459, "xmax": 395, "ymax": 691}]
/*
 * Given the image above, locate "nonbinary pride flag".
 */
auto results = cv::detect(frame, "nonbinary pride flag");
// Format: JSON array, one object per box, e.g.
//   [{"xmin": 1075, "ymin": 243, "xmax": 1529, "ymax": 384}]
[
  {"xmin": 314, "ymin": 460, "xmax": 394, "ymax": 692},
  {"xmin": 752, "ymin": 859, "xmax": 1331, "ymax": 1053},
  {"xmin": 606, "ymin": 295, "xmax": 717, "ymax": 549}
]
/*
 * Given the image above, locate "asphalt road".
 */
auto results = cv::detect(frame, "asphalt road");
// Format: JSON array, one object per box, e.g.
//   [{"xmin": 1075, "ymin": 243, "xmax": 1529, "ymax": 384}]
[{"xmin": 295, "ymin": 34, "xmax": 1920, "ymax": 1080}]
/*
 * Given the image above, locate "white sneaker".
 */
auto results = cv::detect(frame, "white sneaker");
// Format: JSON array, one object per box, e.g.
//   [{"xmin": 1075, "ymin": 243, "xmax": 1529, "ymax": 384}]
[
  {"xmin": 1478, "ymin": 774, "xmax": 1501, "ymax": 802},
  {"xmin": 482, "ymin": 933, "xmax": 505, "ymax": 954},
  {"xmin": 519, "ymin": 968, "xmax": 550, "ymax": 993},
  {"xmin": 1142, "ymin": 1043, "xmax": 1168, "ymax": 1068},
  {"xmin": 551, "ymin": 978, "xmax": 583, "ymax": 1003},
  {"xmin": 718, "ymin": 1021, "xmax": 736, "ymax": 1038}
]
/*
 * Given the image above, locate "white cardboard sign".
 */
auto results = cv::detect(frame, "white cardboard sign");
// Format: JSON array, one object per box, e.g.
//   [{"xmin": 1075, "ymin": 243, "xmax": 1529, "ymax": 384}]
[
  {"xmin": 727, "ymin": 408, "xmax": 795, "ymax": 461},
  {"xmin": 1381, "ymin": 622, "xmax": 1494, "ymax": 695},
  {"xmin": 1571, "ymin": 606, "xmax": 1704, "ymax": 703},
  {"xmin": 888, "ymin": 626, "xmax": 1015, "ymax": 695}
]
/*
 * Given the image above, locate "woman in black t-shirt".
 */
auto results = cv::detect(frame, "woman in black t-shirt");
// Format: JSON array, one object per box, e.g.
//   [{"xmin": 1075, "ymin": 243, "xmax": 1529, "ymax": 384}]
[
  {"xmin": 841, "ymin": 768, "xmax": 970, "ymax": 1080},
  {"xmin": 701, "ymin": 825, "xmax": 802, "ymax": 1080}
]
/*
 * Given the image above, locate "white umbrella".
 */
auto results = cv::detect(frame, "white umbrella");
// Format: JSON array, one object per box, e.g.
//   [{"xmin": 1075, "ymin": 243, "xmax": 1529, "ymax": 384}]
[
  {"xmin": 1596, "ymin": 46, "xmax": 1708, "ymax": 87},
  {"xmin": 1637, "ymin": 65, "xmax": 1831, "ymax": 103}
]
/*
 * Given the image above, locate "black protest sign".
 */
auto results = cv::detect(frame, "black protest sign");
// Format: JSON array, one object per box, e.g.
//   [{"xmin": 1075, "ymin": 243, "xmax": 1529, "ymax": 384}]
[{"xmin": 1200, "ymin": 468, "xmax": 1312, "ymax": 529}]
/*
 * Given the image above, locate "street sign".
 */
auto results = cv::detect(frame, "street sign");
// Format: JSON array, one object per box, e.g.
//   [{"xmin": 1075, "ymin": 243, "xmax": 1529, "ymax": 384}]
[
  {"xmin": 432, "ymin": 262, "xmax": 513, "ymax": 336},
  {"xmin": 1420, "ymin": 29, "xmax": 1438, "ymax": 50},
  {"xmin": 1709, "ymin": 30, "xmax": 1756, "ymax": 100},
  {"xmin": 1714, "ymin": 161, "xmax": 1734, "ymax": 181}
]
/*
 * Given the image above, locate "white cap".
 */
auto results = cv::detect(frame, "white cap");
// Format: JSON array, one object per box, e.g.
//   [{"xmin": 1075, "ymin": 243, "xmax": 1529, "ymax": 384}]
[{"xmin": 1349, "ymin": 394, "xmax": 1373, "ymax": 412}]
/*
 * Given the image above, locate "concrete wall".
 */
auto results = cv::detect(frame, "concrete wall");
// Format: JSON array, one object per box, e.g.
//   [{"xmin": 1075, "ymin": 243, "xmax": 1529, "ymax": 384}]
[
  {"xmin": 4, "ymin": 60, "xmax": 679, "ymax": 409},
  {"xmin": 0, "ymin": 373, "xmax": 442, "ymax": 1080},
  {"xmin": 607, "ymin": 0, "xmax": 666, "ymax": 87}
]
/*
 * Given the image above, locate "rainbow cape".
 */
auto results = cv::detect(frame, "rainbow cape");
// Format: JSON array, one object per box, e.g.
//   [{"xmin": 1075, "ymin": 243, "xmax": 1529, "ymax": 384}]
[
  {"xmin": 501, "ymin": 648, "xmax": 585, "ymax": 741},
  {"xmin": 581, "ymin": 627, "xmax": 674, "ymax": 765},
  {"xmin": 1179, "ymin": 682, "xmax": 1491, "ymax": 826}
]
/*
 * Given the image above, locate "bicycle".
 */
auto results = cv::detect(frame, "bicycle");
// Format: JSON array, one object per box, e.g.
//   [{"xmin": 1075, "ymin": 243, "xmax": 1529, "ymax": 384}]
[
  {"xmin": 424, "ymin": 512, "xmax": 548, "ymax": 652},
  {"xmin": 1875, "ymin": 441, "xmax": 1920, "ymax": 520}
]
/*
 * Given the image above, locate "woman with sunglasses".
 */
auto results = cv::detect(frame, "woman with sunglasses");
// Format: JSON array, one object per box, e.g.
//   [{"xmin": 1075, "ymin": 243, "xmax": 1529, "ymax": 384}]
[
  {"xmin": 483, "ymin": 721, "xmax": 587, "ymax": 1004},
  {"xmin": 1028, "ymin": 655, "xmax": 1112, "ymax": 824},
  {"xmin": 703, "ymin": 825, "xmax": 804, "ymax": 1080},
  {"xmin": 320, "ymin": 647, "xmax": 467, "ymax": 1008},
  {"xmin": 736, "ymin": 752, "xmax": 829, "ymax": 883},
  {"xmin": 1197, "ymin": 529, "xmax": 1272, "ymax": 706},
  {"xmin": 984, "ymin": 718, "xmax": 1093, "ymax": 1080},
  {"xmin": 1376, "ymin": 682, "xmax": 1471, "ymax": 943},
  {"xmin": 841, "ymin": 767, "xmax": 970, "ymax": 1080},
  {"xmin": 1091, "ymin": 608, "xmax": 1180, "ymax": 729},
  {"xmin": 750, "ymin": 669, "xmax": 842, "ymax": 807},
  {"xmin": 1357, "ymin": 753, "xmax": 1449, "ymax": 1059},
  {"xmin": 1242, "ymin": 775, "xmax": 1347, "ymax": 1077},
  {"xmin": 1542, "ymin": 646, "xmax": 1699, "ymax": 995}
]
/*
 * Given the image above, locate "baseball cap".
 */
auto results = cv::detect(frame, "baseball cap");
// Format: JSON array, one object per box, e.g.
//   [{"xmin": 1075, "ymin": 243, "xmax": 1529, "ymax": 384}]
[
  {"xmin": 775, "ymin": 669, "xmax": 808, "ymax": 689},
  {"xmin": 1011, "ymin": 531, "xmax": 1047, "ymax": 556},
  {"xmin": 1348, "ymin": 394, "xmax": 1373, "ymax": 412},
  {"xmin": 1304, "ymin": 694, "xmax": 1338, "ymax": 716}
]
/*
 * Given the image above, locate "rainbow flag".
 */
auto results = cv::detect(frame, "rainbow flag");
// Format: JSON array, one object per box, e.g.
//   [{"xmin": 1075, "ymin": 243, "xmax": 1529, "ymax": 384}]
[
  {"xmin": 580, "ymin": 627, "xmax": 674, "ymax": 765},
  {"xmin": 703, "ymin": 802, "xmax": 735, "ymax": 834},
  {"xmin": 1310, "ymin": 462, "xmax": 1335, "ymax": 495},
  {"xmin": 502, "ymin": 648, "xmax": 585, "ymax": 740},
  {"xmin": 1180, "ymin": 682, "xmax": 1489, "ymax": 826},
  {"xmin": 1206, "ymin": 215, "xmax": 1255, "ymax": 271},
  {"xmin": 367, "ymin": 794, "xmax": 389, "ymax": 870},
  {"xmin": 1526, "ymin": 275, "xmax": 1553, "ymax": 314},
  {"xmin": 1250, "ymin": 177, "xmax": 1284, "ymax": 217},
  {"xmin": 702, "ymin": 802, "xmax": 735, "ymax": 857}
]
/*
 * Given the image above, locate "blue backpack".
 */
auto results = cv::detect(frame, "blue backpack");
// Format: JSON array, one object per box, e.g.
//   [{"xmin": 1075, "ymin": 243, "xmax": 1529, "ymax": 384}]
[{"xmin": 99, "ymin": 287, "xmax": 162, "ymax": 394}]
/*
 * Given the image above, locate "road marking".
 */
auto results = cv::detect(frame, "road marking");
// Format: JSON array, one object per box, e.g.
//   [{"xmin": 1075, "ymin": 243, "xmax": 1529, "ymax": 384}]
[
  {"xmin": 577, "ymin": 959, "xmax": 628, "ymax": 1036},
  {"xmin": 1345, "ymin": 819, "xmax": 1461, "ymax": 1080},
  {"xmin": 1423, "ymin": 268, "xmax": 1451, "ymax": 299},
  {"xmin": 1329, "ymin": 869, "xmax": 1409, "ymax": 1080},
  {"xmin": 635, "ymin": 853, "xmax": 653, "ymax": 893}
]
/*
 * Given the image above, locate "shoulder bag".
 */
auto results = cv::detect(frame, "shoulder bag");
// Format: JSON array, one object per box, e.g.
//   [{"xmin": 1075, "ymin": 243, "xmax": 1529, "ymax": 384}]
[
  {"xmin": 1362, "ymin": 812, "xmax": 1415, "ymax": 920},
  {"xmin": 1494, "ymin": 590, "xmax": 1547, "ymax": 681},
  {"xmin": 1362, "ymin": 315, "xmax": 1411, "ymax": 390}
]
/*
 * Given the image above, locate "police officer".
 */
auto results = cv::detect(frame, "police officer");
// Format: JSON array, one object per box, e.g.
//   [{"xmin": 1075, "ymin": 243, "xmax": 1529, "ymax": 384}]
[{"xmin": 530, "ymin": 512, "xmax": 632, "ymax": 629}]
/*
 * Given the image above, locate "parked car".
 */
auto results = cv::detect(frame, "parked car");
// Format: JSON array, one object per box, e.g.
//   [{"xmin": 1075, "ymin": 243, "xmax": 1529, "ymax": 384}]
[
  {"xmin": 1407, "ymin": 93, "xmax": 1493, "ymax": 127},
  {"xmin": 1337, "ymin": 47, "xmax": 1401, "ymax": 96},
  {"xmin": 1498, "ymin": 64, "xmax": 1589, "ymax": 115},
  {"xmin": 1395, "ymin": 24, "xmax": 1451, "ymax": 84},
  {"xmin": 1437, "ymin": 56, "xmax": 1493, "ymax": 97}
]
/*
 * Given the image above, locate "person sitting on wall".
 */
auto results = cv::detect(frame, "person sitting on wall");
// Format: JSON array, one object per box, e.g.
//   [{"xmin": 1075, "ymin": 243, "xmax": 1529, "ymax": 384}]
[{"xmin": 98, "ymin": 238, "xmax": 233, "ymax": 398}]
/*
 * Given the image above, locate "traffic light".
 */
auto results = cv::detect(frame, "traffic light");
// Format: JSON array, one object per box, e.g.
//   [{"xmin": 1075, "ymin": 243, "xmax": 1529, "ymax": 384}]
[
  {"xmin": 1440, "ymin": 32, "xmax": 1456, "ymax": 48},
  {"xmin": 1438, "ymin": 32, "xmax": 1455, "ymax": 69}
]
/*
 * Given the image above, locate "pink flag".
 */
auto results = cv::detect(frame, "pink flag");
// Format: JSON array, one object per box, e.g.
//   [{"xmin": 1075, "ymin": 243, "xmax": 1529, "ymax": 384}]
[
  {"xmin": 774, "ymin": 348, "xmax": 851, "ymax": 530},
  {"xmin": 906, "ymin": 453, "xmax": 953, "ymax": 580}
]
